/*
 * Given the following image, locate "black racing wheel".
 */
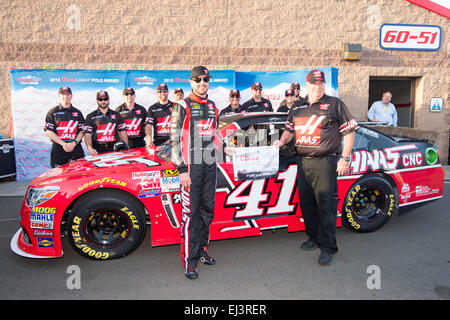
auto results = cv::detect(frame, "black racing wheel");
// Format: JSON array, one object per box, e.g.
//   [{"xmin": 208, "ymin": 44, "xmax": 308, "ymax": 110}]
[
  {"xmin": 342, "ymin": 174, "xmax": 397, "ymax": 233},
  {"xmin": 67, "ymin": 189, "xmax": 146, "ymax": 260}
]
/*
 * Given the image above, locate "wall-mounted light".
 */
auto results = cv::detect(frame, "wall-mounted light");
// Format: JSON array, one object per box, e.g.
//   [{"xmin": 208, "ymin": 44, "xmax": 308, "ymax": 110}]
[{"xmin": 343, "ymin": 43, "xmax": 362, "ymax": 61}]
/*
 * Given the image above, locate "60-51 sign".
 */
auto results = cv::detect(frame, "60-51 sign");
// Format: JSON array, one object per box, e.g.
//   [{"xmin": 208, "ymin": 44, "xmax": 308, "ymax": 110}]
[{"xmin": 380, "ymin": 24, "xmax": 441, "ymax": 51}]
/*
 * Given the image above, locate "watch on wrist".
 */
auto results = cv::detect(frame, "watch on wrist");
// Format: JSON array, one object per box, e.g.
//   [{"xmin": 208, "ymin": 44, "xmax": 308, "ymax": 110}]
[{"xmin": 341, "ymin": 156, "xmax": 351, "ymax": 162}]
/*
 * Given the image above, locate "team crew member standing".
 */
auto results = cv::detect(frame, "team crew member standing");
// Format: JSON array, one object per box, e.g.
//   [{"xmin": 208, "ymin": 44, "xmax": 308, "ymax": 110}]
[
  {"xmin": 44, "ymin": 86, "xmax": 85, "ymax": 168},
  {"xmin": 279, "ymin": 82, "xmax": 302, "ymax": 109},
  {"xmin": 242, "ymin": 82, "xmax": 273, "ymax": 113},
  {"xmin": 146, "ymin": 84, "xmax": 173, "ymax": 147},
  {"xmin": 275, "ymin": 70, "xmax": 358, "ymax": 266},
  {"xmin": 115, "ymin": 87, "xmax": 148, "ymax": 148},
  {"xmin": 173, "ymin": 88, "xmax": 184, "ymax": 103},
  {"xmin": 219, "ymin": 89, "xmax": 244, "ymax": 119},
  {"xmin": 278, "ymin": 89, "xmax": 302, "ymax": 112},
  {"xmin": 170, "ymin": 66, "xmax": 220, "ymax": 280},
  {"xmin": 84, "ymin": 91, "xmax": 128, "ymax": 155}
]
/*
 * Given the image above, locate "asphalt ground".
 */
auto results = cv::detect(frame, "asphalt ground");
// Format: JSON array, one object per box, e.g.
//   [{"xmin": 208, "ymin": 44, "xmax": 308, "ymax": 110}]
[{"xmin": 0, "ymin": 181, "xmax": 449, "ymax": 302}]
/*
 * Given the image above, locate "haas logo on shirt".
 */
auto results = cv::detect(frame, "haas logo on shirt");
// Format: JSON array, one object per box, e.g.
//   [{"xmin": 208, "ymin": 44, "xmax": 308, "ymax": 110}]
[
  {"xmin": 156, "ymin": 116, "xmax": 171, "ymax": 135},
  {"xmin": 197, "ymin": 119, "xmax": 214, "ymax": 136},
  {"xmin": 124, "ymin": 118, "xmax": 142, "ymax": 137},
  {"xmin": 294, "ymin": 115, "xmax": 325, "ymax": 146},
  {"xmin": 56, "ymin": 120, "xmax": 78, "ymax": 140},
  {"xmin": 96, "ymin": 123, "xmax": 116, "ymax": 143}
]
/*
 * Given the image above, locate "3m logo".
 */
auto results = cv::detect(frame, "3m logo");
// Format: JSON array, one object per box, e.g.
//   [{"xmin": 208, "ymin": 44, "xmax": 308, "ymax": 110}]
[
  {"xmin": 294, "ymin": 115, "xmax": 325, "ymax": 146},
  {"xmin": 57, "ymin": 120, "xmax": 78, "ymax": 140},
  {"xmin": 156, "ymin": 116, "xmax": 171, "ymax": 135},
  {"xmin": 197, "ymin": 119, "xmax": 214, "ymax": 136},
  {"xmin": 124, "ymin": 118, "xmax": 142, "ymax": 137},
  {"xmin": 96, "ymin": 123, "xmax": 116, "ymax": 142}
]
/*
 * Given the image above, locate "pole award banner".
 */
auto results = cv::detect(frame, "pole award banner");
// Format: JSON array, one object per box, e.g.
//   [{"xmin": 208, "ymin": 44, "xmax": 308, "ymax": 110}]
[
  {"xmin": 127, "ymin": 70, "xmax": 235, "ymax": 111},
  {"xmin": 10, "ymin": 69, "xmax": 127, "ymax": 181},
  {"xmin": 235, "ymin": 68, "xmax": 339, "ymax": 110}
]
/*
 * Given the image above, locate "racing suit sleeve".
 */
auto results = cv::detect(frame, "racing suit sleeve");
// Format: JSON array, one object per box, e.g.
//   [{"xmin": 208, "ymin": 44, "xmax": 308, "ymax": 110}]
[
  {"xmin": 83, "ymin": 113, "xmax": 93, "ymax": 134},
  {"xmin": 115, "ymin": 113, "xmax": 127, "ymax": 132},
  {"xmin": 170, "ymin": 101, "xmax": 188, "ymax": 174},
  {"xmin": 284, "ymin": 106, "xmax": 295, "ymax": 134},
  {"xmin": 337, "ymin": 99, "xmax": 359, "ymax": 135},
  {"xmin": 44, "ymin": 109, "xmax": 57, "ymax": 133}
]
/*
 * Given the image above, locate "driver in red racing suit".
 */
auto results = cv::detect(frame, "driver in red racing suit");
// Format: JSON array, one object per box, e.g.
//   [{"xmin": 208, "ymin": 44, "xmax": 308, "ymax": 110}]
[{"xmin": 170, "ymin": 66, "xmax": 222, "ymax": 279}]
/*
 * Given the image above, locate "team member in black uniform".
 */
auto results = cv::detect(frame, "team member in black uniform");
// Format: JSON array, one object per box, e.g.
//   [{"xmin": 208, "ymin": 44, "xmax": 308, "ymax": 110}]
[
  {"xmin": 242, "ymin": 82, "xmax": 273, "ymax": 113},
  {"xmin": 44, "ymin": 86, "xmax": 85, "ymax": 168},
  {"xmin": 173, "ymin": 88, "xmax": 184, "ymax": 103},
  {"xmin": 115, "ymin": 87, "xmax": 147, "ymax": 148},
  {"xmin": 146, "ymin": 84, "xmax": 173, "ymax": 147},
  {"xmin": 84, "ymin": 91, "xmax": 128, "ymax": 155},
  {"xmin": 274, "ymin": 70, "xmax": 359, "ymax": 266},
  {"xmin": 218, "ymin": 89, "xmax": 244, "ymax": 119},
  {"xmin": 279, "ymin": 82, "xmax": 303, "ymax": 110},
  {"xmin": 170, "ymin": 66, "xmax": 220, "ymax": 279},
  {"xmin": 278, "ymin": 89, "xmax": 301, "ymax": 112}
]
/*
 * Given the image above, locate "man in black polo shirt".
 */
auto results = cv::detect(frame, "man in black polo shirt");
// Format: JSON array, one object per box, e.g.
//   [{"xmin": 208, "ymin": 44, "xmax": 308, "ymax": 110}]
[
  {"xmin": 115, "ymin": 87, "xmax": 148, "ymax": 148},
  {"xmin": 274, "ymin": 70, "xmax": 358, "ymax": 266},
  {"xmin": 278, "ymin": 89, "xmax": 301, "ymax": 113},
  {"xmin": 219, "ymin": 89, "xmax": 244, "ymax": 119},
  {"xmin": 146, "ymin": 83, "xmax": 173, "ymax": 147},
  {"xmin": 279, "ymin": 82, "xmax": 303, "ymax": 109},
  {"xmin": 242, "ymin": 82, "xmax": 273, "ymax": 113},
  {"xmin": 84, "ymin": 91, "xmax": 128, "ymax": 155},
  {"xmin": 44, "ymin": 86, "xmax": 85, "ymax": 168}
]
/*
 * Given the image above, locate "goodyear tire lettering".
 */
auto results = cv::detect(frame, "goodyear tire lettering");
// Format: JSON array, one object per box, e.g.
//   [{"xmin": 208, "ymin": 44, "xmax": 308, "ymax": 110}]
[
  {"xmin": 342, "ymin": 175, "xmax": 396, "ymax": 233},
  {"xmin": 67, "ymin": 190, "xmax": 146, "ymax": 260}
]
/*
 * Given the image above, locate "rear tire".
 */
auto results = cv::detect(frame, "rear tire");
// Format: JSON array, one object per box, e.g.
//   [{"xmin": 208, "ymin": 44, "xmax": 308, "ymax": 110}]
[
  {"xmin": 67, "ymin": 190, "xmax": 147, "ymax": 260},
  {"xmin": 342, "ymin": 174, "xmax": 397, "ymax": 233}
]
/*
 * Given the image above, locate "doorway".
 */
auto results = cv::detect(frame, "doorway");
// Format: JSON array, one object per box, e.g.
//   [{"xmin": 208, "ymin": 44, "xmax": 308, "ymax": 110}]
[{"xmin": 368, "ymin": 77, "xmax": 415, "ymax": 127}]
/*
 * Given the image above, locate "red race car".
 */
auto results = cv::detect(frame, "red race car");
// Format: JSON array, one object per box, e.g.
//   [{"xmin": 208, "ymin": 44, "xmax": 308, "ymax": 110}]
[{"xmin": 11, "ymin": 113, "xmax": 445, "ymax": 260}]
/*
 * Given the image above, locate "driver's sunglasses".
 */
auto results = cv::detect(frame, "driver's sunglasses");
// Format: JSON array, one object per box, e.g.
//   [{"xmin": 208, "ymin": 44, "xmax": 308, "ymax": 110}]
[
  {"xmin": 97, "ymin": 98, "xmax": 109, "ymax": 101},
  {"xmin": 157, "ymin": 89, "xmax": 168, "ymax": 93},
  {"xmin": 192, "ymin": 77, "xmax": 210, "ymax": 83}
]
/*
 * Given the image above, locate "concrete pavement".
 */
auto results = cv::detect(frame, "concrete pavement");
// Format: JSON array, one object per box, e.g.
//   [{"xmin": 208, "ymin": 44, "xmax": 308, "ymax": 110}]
[{"xmin": 0, "ymin": 165, "xmax": 449, "ymax": 198}]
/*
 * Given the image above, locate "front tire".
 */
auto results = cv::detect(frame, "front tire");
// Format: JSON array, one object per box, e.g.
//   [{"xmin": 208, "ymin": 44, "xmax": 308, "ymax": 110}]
[
  {"xmin": 342, "ymin": 174, "xmax": 397, "ymax": 233},
  {"xmin": 67, "ymin": 190, "xmax": 147, "ymax": 260}
]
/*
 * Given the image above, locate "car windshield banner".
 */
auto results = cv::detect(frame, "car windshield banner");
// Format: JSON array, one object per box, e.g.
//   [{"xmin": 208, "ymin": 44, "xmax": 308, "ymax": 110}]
[{"xmin": 233, "ymin": 146, "xmax": 279, "ymax": 181}]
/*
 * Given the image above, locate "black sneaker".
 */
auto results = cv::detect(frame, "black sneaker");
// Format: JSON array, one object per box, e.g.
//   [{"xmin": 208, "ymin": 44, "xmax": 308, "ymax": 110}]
[
  {"xmin": 318, "ymin": 251, "xmax": 334, "ymax": 266},
  {"xmin": 185, "ymin": 267, "xmax": 198, "ymax": 279},
  {"xmin": 300, "ymin": 239, "xmax": 319, "ymax": 251},
  {"xmin": 200, "ymin": 254, "xmax": 216, "ymax": 265}
]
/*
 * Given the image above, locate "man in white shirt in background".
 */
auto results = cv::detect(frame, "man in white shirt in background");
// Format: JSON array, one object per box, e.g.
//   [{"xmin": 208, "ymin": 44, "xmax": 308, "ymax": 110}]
[{"xmin": 367, "ymin": 91, "xmax": 398, "ymax": 126}]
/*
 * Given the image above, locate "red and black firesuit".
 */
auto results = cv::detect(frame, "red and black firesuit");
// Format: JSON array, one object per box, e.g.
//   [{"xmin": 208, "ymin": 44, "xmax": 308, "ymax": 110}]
[
  {"xmin": 84, "ymin": 108, "xmax": 127, "ymax": 154},
  {"xmin": 115, "ymin": 103, "xmax": 147, "ymax": 148},
  {"xmin": 44, "ymin": 104, "xmax": 85, "ymax": 168},
  {"xmin": 146, "ymin": 100, "xmax": 174, "ymax": 146},
  {"xmin": 170, "ymin": 91, "xmax": 221, "ymax": 271}
]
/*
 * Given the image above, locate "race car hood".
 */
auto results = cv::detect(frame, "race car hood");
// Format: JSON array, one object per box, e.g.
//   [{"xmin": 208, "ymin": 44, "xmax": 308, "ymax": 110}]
[{"xmin": 31, "ymin": 147, "xmax": 166, "ymax": 186}]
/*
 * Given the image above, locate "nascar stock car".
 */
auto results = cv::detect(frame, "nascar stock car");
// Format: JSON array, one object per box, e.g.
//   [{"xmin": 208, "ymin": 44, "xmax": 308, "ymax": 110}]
[{"xmin": 11, "ymin": 113, "xmax": 444, "ymax": 260}]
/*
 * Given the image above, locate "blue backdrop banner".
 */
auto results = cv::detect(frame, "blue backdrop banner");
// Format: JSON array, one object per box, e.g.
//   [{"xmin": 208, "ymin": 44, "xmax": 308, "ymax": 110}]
[{"xmin": 10, "ymin": 68, "xmax": 338, "ymax": 181}]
